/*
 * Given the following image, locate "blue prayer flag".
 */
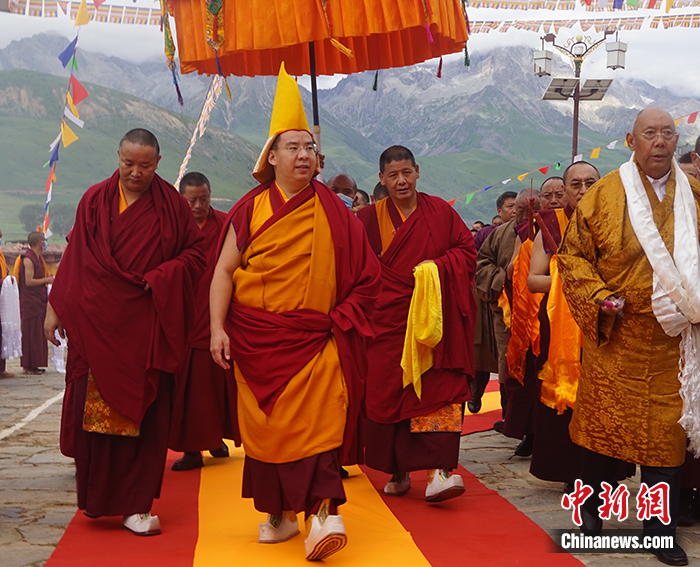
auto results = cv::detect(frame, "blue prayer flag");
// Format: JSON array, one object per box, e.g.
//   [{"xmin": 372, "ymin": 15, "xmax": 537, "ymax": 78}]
[{"xmin": 58, "ymin": 37, "xmax": 78, "ymax": 69}]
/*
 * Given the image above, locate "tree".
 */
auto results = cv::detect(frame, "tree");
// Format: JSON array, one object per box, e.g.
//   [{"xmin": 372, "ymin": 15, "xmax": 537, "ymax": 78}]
[
  {"xmin": 50, "ymin": 204, "xmax": 77, "ymax": 237},
  {"xmin": 18, "ymin": 204, "xmax": 44, "ymax": 234}
]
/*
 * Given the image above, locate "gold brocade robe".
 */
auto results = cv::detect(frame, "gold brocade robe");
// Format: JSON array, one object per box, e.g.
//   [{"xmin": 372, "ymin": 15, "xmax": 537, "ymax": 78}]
[
  {"xmin": 232, "ymin": 188, "xmax": 348, "ymax": 464},
  {"xmin": 558, "ymin": 164, "xmax": 700, "ymax": 467}
]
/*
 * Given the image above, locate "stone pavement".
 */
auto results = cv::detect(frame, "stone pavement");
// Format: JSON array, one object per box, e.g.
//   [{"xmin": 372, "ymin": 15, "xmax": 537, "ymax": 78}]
[{"xmin": 1, "ymin": 358, "xmax": 699, "ymax": 566}]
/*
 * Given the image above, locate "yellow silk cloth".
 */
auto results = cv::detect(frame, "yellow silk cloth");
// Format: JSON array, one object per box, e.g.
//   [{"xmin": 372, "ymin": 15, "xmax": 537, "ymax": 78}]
[
  {"xmin": 171, "ymin": 0, "xmax": 468, "ymax": 77},
  {"xmin": 232, "ymin": 189, "xmax": 347, "ymax": 464},
  {"xmin": 506, "ymin": 239, "xmax": 543, "ymax": 385},
  {"xmin": 400, "ymin": 262, "xmax": 443, "ymax": 401},
  {"xmin": 497, "ymin": 289, "xmax": 511, "ymax": 330},
  {"xmin": 538, "ymin": 256, "xmax": 582, "ymax": 414},
  {"xmin": 0, "ymin": 251, "xmax": 7, "ymax": 280},
  {"xmin": 118, "ymin": 180, "xmax": 128, "ymax": 213},
  {"xmin": 558, "ymin": 165, "xmax": 695, "ymax": 467},
  {"xmin": 83, "ymin": 371, "xmax": 140, "ymax": 436}
]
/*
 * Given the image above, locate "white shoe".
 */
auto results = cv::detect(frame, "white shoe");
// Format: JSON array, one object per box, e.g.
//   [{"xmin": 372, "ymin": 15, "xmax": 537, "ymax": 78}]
[
  {"xmin": 259, "ymin": 513, "xmax": 300, "ymax": 543},
  {"xmin": 383, "ymin": 472, "xmax": 411, "ymax": 496},
  {"xmin": 122, "ymin": 513, "xmax": 161, "ymax": 536},
  {"xmin": 304, "ymin": 515, "xmax": 347, "ymax": 561},
  {"xmin": 425, "ymin": 470, "xmax": 465, "ymax": 502}
]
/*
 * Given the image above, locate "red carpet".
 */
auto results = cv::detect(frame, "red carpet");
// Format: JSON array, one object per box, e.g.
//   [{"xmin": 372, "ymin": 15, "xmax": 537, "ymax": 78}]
[
  {"xmin": 46, "ymin": 451, "xmax": 200, "ymax": 567},
  {"xmin": 462, "ymin": 380, "xmax": 501, "ymax": 435},
  {"xmin": 362, "ymin": 465, "xmax": 583, "ymax": 567}
]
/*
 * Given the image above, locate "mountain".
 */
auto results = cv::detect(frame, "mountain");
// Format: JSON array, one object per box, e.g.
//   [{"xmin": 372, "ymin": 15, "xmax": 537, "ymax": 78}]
[
  {"xmin": 0, "ymin": 68, "xmax": 260, "ymax": 240},
  {"xmin": 1, "ymin": 32, "xmax": 699, "ymax": 239}
]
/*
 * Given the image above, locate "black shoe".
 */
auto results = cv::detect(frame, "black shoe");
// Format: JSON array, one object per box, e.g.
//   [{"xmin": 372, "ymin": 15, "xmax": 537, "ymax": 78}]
[
  {"xmin": 514, "ymin": 434, "xmax": 534, "ymax": 457},
  {"xmin": 83, "ymin": 511, "xmax": 101, "ymax": 519},
  {"xmin": 340, "ymin": 466, "xmax": 349, "ymax": 479},
  {"xmin": 653, "ymin": 545, "xmax": 688, "ymax": 566},
  {"xmin": 580, "ymin": 506, "xmax": 602, "ymax": 536},
  {"xmin": 210, "ymin": 442, "xmax": 229, "ymax": 458},
  {"xmin": 493, "ymin": 420, "xmax": 504, "ymax": 433},
  {"xmin": 467, "ymin": 399, "xmax": 482, "ymax": 414},
  {"xmin": 172, "ymin": 452, "xmax": 204, "ymax": 471}
]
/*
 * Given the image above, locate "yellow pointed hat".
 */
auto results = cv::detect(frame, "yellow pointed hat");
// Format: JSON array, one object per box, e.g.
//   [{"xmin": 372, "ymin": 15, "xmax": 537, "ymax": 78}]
[{"xmin": 253, "ymin": 62, "xmax": 316, "ymax": 183}]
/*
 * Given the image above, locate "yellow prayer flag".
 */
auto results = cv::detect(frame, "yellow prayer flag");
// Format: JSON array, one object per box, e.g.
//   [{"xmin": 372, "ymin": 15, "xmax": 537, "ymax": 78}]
[
  {"xmin": 61, "ymin": 120, "xmax": 79, "ymax": 147},
  {"xmin": 674, "ymin": 118, "xmax": 682, "ymax": 126},
  {"xmin": 517, "ymin": 172, "xmax": 530, "ymax": 181},
  {"xmin": 66, "ymin": 92, "xmax": 79, "ymax": 119},
  {"xmin": 74, "ymin": 0, "xmax": 90, "ymax": 26},
  {"xmin": 665, "ymin": 0, "xmax": 672, "ymax": 12},
  {"xmin": 624, "ymin": 139, "xmax": 628, "ymax": 147},
  {"xmin": 591, "ymin": 147, "xmax": 600, "ymax": 159}
]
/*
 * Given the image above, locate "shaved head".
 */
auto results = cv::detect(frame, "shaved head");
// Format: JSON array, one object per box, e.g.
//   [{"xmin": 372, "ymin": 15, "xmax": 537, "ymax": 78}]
[
  {"xmin": 632, "ymin": 107, "xmax": 673, "ymax": 133},
  {"xmin": 627, "ymin": 106, "xmax": 678, "ymax": 179},
  {"xmin": 514, "ymin": 188, "xmax": 540, "ymax": 224}
]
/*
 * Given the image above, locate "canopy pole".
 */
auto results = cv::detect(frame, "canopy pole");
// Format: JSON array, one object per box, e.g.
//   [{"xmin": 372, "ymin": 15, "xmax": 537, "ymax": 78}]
[{"xmin": 308, "ymin": 42, "xmax": 323, "ymax": 182}]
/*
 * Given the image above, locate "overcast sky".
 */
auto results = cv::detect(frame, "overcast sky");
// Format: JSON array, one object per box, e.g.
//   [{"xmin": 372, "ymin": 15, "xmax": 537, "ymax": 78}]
[{"xmin": 0, "ymin": 3, "xmax": 699, "ymax": 97}]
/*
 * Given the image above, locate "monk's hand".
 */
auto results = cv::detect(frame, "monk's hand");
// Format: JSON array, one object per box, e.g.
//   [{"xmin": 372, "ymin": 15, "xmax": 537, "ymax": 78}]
[
  {"xmin": 143, "ymin": 282, "xmax": 150, "ymax": 292},
  {"xmin": 44, "ymin": 308, "xmax": 64, "ymax": 347},
  {"xmin": 596, "ymin": 295, "xmax": 625, "ymax": 316},
  {"xmin": 211, "ymin": 328, "xmax": 231, "ymax": 370},
  {"xmin": 413, "ymin": 259, "xmax": 436, "ymax": 273}
]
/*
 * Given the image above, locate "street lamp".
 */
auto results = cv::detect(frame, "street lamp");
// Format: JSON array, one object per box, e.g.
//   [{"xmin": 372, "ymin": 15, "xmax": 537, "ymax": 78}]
[{"xmin": 535, "ymin": 31, "xmax": 628, "ymax": 161}]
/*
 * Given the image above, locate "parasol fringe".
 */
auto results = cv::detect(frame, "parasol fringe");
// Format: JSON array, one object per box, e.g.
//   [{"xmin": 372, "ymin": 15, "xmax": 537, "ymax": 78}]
[
  {"xmin": 372, "ymin": 70, "xmax": 378, "ymax": 91},
  {"xmin": 330, "ymin": 38, "xmax": 353, "ymax": 58},
  {"xmin": 464, "ymin": 44, "xmax": 470, "ymax": 67},
  {"xmin": 170, "ymin": 65, "xmax": 184, "ymax": 106},
  {"xmin": 437, "ymin": 56, "xmax": 443, "ymax": 78},
  {"xmin": 214, "ymin": 52, "xmax": 232, "ymax": 100}
]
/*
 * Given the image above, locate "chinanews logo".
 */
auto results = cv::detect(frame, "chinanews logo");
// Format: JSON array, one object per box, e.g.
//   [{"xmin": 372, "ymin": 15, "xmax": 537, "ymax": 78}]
[{"xmin": 548, "ymin": 479, "xmax": 675, "ymax": 554}]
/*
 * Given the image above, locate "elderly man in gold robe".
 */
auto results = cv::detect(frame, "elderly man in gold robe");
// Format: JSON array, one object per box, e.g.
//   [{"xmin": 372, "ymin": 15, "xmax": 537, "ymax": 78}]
[{"xmin": 558, "ymin": 107, "xmax": 700, "ymax": 566}]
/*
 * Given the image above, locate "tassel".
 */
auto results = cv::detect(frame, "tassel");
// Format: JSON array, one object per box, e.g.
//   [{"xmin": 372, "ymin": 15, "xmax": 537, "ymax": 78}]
[
  {"xmin": 464, "ymin": 44, "xmax": 470, "ymax": 67},
  {"xmin": 372, "ymin": 70, "xmax": 378, "ymax": 92},
  {"xmin": 425, "ymin": 21, "xmax": 434, "ymax": 43},
  {"xmin": 214, "ymin": 53, "xmax": 232, "ymax": 100},
  {"xmin": 436, "ymin": 56, "xmax": 443, "ymax": 78},
  {"xmin": 330, "ymin": 38, "xmax": 353, "ymax": 58},
  {"xmin": 171, "ymin": 65, "xmax": 183, "ymax": 106}
]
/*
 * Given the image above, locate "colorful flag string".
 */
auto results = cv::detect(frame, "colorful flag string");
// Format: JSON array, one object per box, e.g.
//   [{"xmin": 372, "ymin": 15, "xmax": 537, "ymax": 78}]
[
  {"xmin": 174, "ymin": 76, "xmax": 225, "ymax": 189},
  {"xmin": 449, "ymin": 109, "xmax": 700, "ymax": 207}
]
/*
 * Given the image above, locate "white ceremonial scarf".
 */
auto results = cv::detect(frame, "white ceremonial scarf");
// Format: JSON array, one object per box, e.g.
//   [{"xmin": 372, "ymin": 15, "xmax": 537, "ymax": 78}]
[{"xmin": 620, "ymin": 154, "xmax": 700, "ymax": 455}]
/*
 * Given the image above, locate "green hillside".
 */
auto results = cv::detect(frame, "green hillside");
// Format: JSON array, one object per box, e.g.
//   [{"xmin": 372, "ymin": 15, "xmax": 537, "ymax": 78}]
[{"xmin": 0, "ymin": 69, "xmax": 260, "ymax": 241}]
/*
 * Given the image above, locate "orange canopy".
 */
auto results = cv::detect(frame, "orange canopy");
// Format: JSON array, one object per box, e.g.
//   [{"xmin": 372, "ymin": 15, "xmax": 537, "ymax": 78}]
[{"xmin": 170, "ymin": 0, "xmax": 469, "ymax": 77}]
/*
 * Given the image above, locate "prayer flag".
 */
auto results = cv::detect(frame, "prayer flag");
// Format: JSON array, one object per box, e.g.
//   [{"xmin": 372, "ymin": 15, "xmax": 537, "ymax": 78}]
[
  {"xmin": 74, "ymin": 0, "xmax": 90, "ymax": 26},
  {"xmin": 480, "ymin": 185, "xmax": 493, "ymax": 193},
  {"xmin": 64, "ymin": 106, "xmax": 84, "ymax": 128},
  {"xmin": 591, "ymin": 147, "xmax": 600, "ymax": 159},
  {"xmin": 613, "ymin": 0, "xmax": 623, "ymax": 8},
  {"xmin": 61, "ymin": 120, "xmax": 79, "ymax": 147},
  {"xmin": 607, "ymin": 140, "xmax": 618, "ymax": 150},
  {"xmin": 465, "ymin": 194, "xmax": 475, "ymax": 205},
  {"xmin": 538, "ymin": 166, "xmax": 549, "ymax": 175},
  {"xmin": 674, "ymin": 118, "xmax": 681, "ymax": 126},
  {"xmin": 45, "ymin": 165, "xmax": 56, "ymax": 192},
  {"xmin": 665, "ymin": 0, "xmax": 672, "ymax": 12},
  {"xmin": 94, "ymin": 0, "xmax": 107, "ymax": 7},
  {"xmin": 689, "ymin": 112, "xmax": 698, "ymax": 124},
  {"xmin": 70, "ymin": 75, "xmax": 89, "ymax": 104},
  {"xmin": 58, "ymin": 37, "xmax": 78, "ymax": 68},
  {"xmin": 648, "ymin": 0, "xmax": 658, "ymax": 8},
  {"xmin": 573, "ymin": 154, "xmax": 583, "ymax": 163},
  {"xmin": 49, "ymin": 144, "xmax": 60, "ymax": 166},
  {"xmin": 57, "ymin": 1, "xmax": 69, "ymax": 14},
  {"xmin": 502, "ymin": 179, "xmax": 511, "ymax": 184},
  {"xmin": 70, "ymin": 55, "xmax": 79, "ymax": 71},
  {"xmin": 66, "ymin": 92, "xmax": 79, "ymax": 118},
  {"xmin": 627, "ymin": 0, "xmax": 639, "ymax": 5},
  {"xmin": 555, "ymin": 162, "xmax": 561, "ymax": 170},
  {"xmin": 517, "ymin": 172, "xmax": 530, "ymax": 181},
  {"xmin": 447, "ymin": 198, "xmax": 456, "ymax": 206},
  {"xmin": 49, "ymin": 132, "xmax": 62, "ymax": 152}
]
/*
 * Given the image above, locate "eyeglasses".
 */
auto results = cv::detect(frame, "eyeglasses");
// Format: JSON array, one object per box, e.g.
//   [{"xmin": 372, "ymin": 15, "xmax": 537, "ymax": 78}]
[
  {"xmin": 568, "ymin": 179, "xmax": 598, "ymax": 191},
  {"xmin": 275, "ymin": 144, "xmax": 318, "ymax": 156},
  {"xmin": 638, "ymin": 129, "xmax": 677, "ymax": 141}
]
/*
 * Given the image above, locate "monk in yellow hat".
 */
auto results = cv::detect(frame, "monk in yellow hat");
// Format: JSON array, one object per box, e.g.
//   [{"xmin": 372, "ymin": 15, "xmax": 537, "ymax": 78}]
[{"xmin": 210, "ymin": 62, "xmax": 380, "ymax": 561}]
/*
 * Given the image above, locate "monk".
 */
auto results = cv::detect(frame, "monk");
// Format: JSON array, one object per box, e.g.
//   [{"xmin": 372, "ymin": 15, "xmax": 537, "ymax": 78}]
[
  {"xmin": 475, "ymin": 189, "xmax": 536, "ymax": 433},
  {"xmin": 526, "ymin": 162, "xmax": 600, "ymax": 486},
  {"xmin": 19, "ymin": 231, "xmax": 53, "ymax": 374},
  {"xmin": 209, "ymin": 63, "xmax": 380, "ymax": 561},
  {"xmin": 0, "ymin": 230, "xmax": 14, "ymax": 378},
  {"xmin": 558, "ymin": 108, "xmax": 700, "ymax": 566},
  {"xmin": 168, "ymin": 172, "xmax": 240, "ymax": 471},
  {"xmin": 358, "ymin": 145, "xmax": 476, "ymax": 503},
  {"xmin": 46, "ymin": 129, "xmax": 206, "ymax": 536}
]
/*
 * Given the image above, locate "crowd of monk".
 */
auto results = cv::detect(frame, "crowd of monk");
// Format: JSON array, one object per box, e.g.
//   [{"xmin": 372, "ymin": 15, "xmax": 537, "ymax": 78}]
[{"xmin": 0, "ymin": 64, "xmax": 699, "ymax": 566}]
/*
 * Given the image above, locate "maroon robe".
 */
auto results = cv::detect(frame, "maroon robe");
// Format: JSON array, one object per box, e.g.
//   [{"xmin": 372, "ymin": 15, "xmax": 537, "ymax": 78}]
[
  {"xmin": 52, "ymin": 170, "xmax": 206, "ymax": 516},
  {"xmin": 222, "ymin": 179, "xmax": 381, "ymax": 515},
  {"xmin": 19, "ymin": 249, "xmax": 49, "ymax": 369},
  {"xmin": 169, "ymin": 207, "xmax": 240, "ymax": 452},
  {"xmin": 357, "ymin": 193, "xmax": 476, "ymax": 473}
]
